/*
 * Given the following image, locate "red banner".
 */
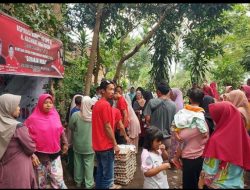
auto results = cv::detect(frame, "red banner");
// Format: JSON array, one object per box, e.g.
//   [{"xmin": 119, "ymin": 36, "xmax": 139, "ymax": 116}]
[{"xmin": 0, "ymin": 12, "xmax": 64, "ymax": 78}]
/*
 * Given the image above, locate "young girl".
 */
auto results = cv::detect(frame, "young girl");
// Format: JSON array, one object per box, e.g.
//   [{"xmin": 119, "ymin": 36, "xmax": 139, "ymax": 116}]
[{"xmin": 141, "ymin": 126, "xmax": 171, "ymax": 189}]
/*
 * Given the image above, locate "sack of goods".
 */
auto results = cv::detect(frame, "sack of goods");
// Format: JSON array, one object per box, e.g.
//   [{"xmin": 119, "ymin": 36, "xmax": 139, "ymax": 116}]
[{"xmin": 114, "ymin": 144, "xmax": 137, "ymax": 186}]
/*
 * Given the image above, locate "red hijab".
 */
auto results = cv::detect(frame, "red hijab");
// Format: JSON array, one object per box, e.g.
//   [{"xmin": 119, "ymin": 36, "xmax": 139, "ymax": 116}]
[
  {"xmin": 25, "ymin": 94, "xmax": 64, "ymax": 154},
  {"xmin": 203, "ymin": 84, "xmax": 214, "ymax": 97},
  {"xmin": 203, "ymin": 101, "xmax": 250, "ymax": 170},
  {"xmin": 210, "ymin": 82, "xmax": 219, "ymax": 100},
  {"xmin": 241, "ymin": 85, "xmax": 250, "ymax": 102}
]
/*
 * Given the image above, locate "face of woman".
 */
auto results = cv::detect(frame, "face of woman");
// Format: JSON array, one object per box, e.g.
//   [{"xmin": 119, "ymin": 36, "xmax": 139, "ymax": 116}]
[
  {"xmin": 43, "ymin": 98, "xmax": 53, "ymax": 113},
  {"xmin": 12, "ymin": 106, "xmax": 20, "ymax": 118},
  {"xmin": 136, "ymin": 91, "xmax": 142, "ymax": 100},
  {"xmin": 9, "ymin": 46, "xmax": 14, "ymax": 57}
]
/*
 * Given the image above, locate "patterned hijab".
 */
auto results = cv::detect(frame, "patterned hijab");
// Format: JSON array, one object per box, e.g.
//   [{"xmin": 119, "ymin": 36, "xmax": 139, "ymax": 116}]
[{"xmin": 0, "ymin": 94, "xmax": 21, "ymax": 159}]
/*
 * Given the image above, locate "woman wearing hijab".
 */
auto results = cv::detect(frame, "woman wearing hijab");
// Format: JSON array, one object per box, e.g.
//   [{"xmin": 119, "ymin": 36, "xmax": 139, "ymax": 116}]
[
  {"xmin": 203, "ymin": 81, "xmax": 214, "ymax": 97},
  {"xmin": 224, "ymin": 90, "xmax": 250, "ymax": 131},
  {"xmin": 198, "ymin": 101, "xmax": 250, "ymax": 189},
  {"xmin": 210, "ymin": 82, "xmax": 220, "ymax": 100},
  {"xmin": 68, "ymin": 96, "xmax": 95, "ymax": 188},
  {"xmin": 170, "ymin": 88, "xmax": 184, "ymax": 112},
  {"xmin": 0, "ymin": 94, "xmax": 37, "ymax": 188},
  {"xmin": 133, "ymin": 90, "xmax": 146, "ymax": 147},
  {"xmin": 241, "ymin": 85, "xmax": 250, "ymax": 102},
  {"xmin": 200, "ymin": 95, "xmax": 215, "ymax": 136},
  {"xmin": 25, "ymin": 94, "xmax": 68, "ymax": 189}
]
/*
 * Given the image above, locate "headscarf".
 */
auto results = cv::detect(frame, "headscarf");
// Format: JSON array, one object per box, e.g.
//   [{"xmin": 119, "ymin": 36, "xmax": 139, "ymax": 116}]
[
  {"xmin": 79, "ymin": 96, "xmax": 94, "ymax": 122},
  {"xmin": 171, "ymin": 88, "xmax": 184, "ymax": 112},
  {"xmin": 0, "ymin": 94, "xmax": 21, "ymax": 159},
  {"xmin": 224, "ymin": 90, "xmax": 250, "ymax": 126},
  {"xmin": 200, "ymin": 95, "xmax": 215, "ymax": 114},
  {"xmin": 200, "ymin": 95, "xmax": 215, "ymax": 135},
  {"xmin": 210, "ymin": 82, "xmax": 220, "ymax": 100},
  {"xmin": 203, "ymin": 84, "xmax": 214, "ymax": 97},
  {"xmin": 24, "ymin": 94, "xmax": 64, "ymax": 154},
  {"xmin": 203, "ymin": 101, "xmax": 250, "ymax": 170},
  {"xmin": 241, "ymin": 85, "xmax": 250, "ymax": 102},
  {"xmin": 225, "ymin": 86, "xmax": 233, "ymax": 93}
]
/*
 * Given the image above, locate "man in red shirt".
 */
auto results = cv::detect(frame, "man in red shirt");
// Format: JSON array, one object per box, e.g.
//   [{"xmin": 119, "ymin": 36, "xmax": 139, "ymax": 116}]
[
  {"xmin": 6, "ymin": 45, "xmax": 19, "ymax": 67},
  {"xmin": 92, "ymin": 80, "xmax": 120, "ymax": 189},
  {"xmin": 113, "ymin": 86, "xmax": 129, "ymax": 144}
]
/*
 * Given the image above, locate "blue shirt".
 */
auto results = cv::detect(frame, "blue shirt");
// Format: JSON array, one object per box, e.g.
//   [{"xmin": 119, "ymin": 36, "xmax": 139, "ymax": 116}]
[{"xmin": 70, "ymin": 107, "xmax": 80, "ymax": 116}]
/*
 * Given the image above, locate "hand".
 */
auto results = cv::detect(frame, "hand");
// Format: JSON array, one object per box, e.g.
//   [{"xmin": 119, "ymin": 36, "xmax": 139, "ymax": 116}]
[
  {"xmin": 159, "ymin": 144, "xmax": 166, "ymax": 151},
  {"xmin": 198, "ymin": 171, "xmax": 205, "ymax": 189},
  {"xmin": 61, "ymin": 144, "xmax": 68, "ymax": 155},
  {"xmin": 161, "ymin": 162, "xmax": 171, "ymax": 170},
  {"xmin": 198, "ymin": 177, "xmax": 205, "ymax": 189},
  {"xmin": 31, "ymin": 154, "xmax": 40, "ymax": 167},
  {"xmin": 114, "ymin": 144, "xmax": 120, "ymax": 155},
  {"xmin": 125, "ymin": 136, "xmax": 132, "ymax": 144},
  {"xmin": 174, "ymin": 132, "xmax": 183, "ymax": 142}
]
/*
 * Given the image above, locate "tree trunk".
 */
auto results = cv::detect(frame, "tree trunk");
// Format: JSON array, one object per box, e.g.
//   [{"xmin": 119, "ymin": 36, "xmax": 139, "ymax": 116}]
[
  {"xmin": 53, "ymin": 4, "xmax": 62, "ymax": 21},
  {"xmin": 113, "ymin": 9, "xmax": 169, "ymax": 82},
  {"xmin": 84, "ymin": 4, "xmax": 104, "ymax": 95},
  {"xmin": 94, "ymin": 38, "xmax": 101, "ymax": 85}
]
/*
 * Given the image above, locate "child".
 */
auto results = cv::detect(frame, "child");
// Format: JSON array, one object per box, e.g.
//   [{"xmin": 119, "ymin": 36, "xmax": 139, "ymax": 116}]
[
  {"xmin": 141, "ymin": 126, "xmax": 171, "ymax": 189},
  {"xmin": 171, "ymin": 88, "xmax": 208, "ymax": 169}
]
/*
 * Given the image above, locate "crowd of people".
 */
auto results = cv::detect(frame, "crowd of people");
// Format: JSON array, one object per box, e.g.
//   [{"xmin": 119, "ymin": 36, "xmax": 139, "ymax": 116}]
[{"xmin": 0, "ymin": 78, "xmax": 250, "ymax": 189}]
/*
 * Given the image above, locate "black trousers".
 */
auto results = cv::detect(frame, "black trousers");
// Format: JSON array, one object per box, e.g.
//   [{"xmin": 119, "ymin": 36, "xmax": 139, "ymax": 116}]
[
  {"xmin": 115, "ymin": 128, "xmax": 128, "ymax": 144},
  {"xmin": 182, "ymin": 156, "xmax": 204, "ymax": 189}
]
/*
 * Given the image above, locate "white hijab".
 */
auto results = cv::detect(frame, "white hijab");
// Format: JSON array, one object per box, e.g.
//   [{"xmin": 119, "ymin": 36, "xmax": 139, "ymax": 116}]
[
  {"xmin": 0, "ymin": 94, "xmax": 21, "ymax": 159},
  {"xmin": 79, "ymin": 96, "xmax": 94, "ymax": 122}
]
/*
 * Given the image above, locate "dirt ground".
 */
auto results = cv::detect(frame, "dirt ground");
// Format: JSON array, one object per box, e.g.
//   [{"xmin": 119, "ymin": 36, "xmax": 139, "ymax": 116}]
[{"xmin": 62, "ymin": 147, "xmax": 250, "ymax": 189}]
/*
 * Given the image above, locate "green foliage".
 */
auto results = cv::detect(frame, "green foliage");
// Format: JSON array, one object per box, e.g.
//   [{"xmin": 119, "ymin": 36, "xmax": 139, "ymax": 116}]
[
  {"xmin": 211, "ymin": 4, "xmax": 250, "ymax": 91},
  {"xmin": 54, "ymin": 56, "xmax": 88, "ymax": 121},
  {"xmin": 181, "ymin": 4, "xmax": 232, "ymax": 85},
  {"xmin": 169, "ymin": 69, "xmax": 191, "ymax": 97},
  {"xmin": 211, "ymin": 58, "xmax": 245, "ymax": 89}
]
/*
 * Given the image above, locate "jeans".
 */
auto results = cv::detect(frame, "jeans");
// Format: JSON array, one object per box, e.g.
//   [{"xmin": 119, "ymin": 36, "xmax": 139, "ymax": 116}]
[{"xmin": 95, "ymin": 149, "xmax": 114, "ymax": 189}]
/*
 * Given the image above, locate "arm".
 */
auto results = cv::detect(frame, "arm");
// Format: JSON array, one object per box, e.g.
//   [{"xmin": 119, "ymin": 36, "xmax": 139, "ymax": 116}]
[
  {"xmin": 143, "ymin": 101, "xmax": 151, "ymax": 127},
  {"xmin": 159, "ymin": 144, "xmax": 168, "ymax": 161},
  {"xmin": 61, "ymin": 130, "xmax": 68, "ymax": 155},
  {"xmin": 145, "ymin": 115, "xmax": 151, "ymax": 127},
  {"xmin": 104, "ymin": 122, "xmax": 120, "ymax": 154},
  {"xmin": 122, "ymin": 109, "xmax": 128, "ymax": 126},
  {"xmin": 144, "ymin": 163, "xmax": 170, "ymax": 177},
  {"xmin": 68, "ymin": 113, "xmax": 77, "ymax": 130},
  {"xmin": 117, "ymin": 120, "xmax": 131, "ymax": 143},
  {"xmin": 15, "ymin": 125, "xmax": 36, "ymax": 156}
]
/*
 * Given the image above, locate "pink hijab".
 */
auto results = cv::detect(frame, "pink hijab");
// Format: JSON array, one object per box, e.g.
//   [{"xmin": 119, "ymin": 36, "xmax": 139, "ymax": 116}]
[
  {"xmin": 25, "ymin": 94, "xmax": 64, "ymax": 153},
  {"xmin": 241, "ymin": 85, "xmax": 250, "ymax": 102}
]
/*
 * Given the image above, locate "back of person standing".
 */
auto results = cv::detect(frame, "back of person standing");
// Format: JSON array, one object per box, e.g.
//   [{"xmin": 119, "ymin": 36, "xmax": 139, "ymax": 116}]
[
  {"xmin": 0, "ymin": 94, "xmax": 37, "ymax": 188},
  {"xmin": 114, "ymin": 86, "xmax": 129, "ymax": 145},
  {"xmin": 66, "ymin": 95, "xmax": 83, "ymax": 178},
  {"xmin": 92, "ymin": 80, "xmax": 121, "ymax": 189},
  {"xmin": 144, "ymin": 82, "xmax": 176, "ymax": 150}
]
